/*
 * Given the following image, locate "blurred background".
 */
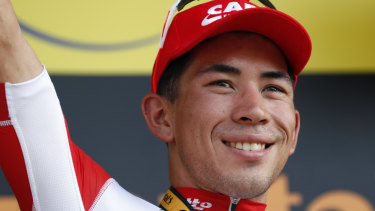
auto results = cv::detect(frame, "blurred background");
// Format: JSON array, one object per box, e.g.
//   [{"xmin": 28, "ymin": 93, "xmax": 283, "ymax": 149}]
[{"xmin": 1, "ymin": 0, "xmax": 374, "ymax": 210}]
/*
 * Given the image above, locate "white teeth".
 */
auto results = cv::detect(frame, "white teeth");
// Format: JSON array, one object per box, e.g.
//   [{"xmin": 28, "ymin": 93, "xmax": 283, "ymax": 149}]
[
  {"xmin": 243, "ymin": 142, "xmax": 251, "ymax": 151},
  {"xmin": 251, "ymin": 143, "xmax": 260, "ymax": 151},
  {"xmin": 226, "ymin": 141, "xmax": 267, "ymax": 151},
  {"xmin": 235, "ymin": 142, "xmax": 243, "ymax": 150}
]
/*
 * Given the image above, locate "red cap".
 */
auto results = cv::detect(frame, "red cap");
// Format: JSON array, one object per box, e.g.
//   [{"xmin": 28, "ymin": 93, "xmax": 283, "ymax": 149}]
[{"xmin": 151, "ymin": 0, "xmax": 312, "ymax": 92}]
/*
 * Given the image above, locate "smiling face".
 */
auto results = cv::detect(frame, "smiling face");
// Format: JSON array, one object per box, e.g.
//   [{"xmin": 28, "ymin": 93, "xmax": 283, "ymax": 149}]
[{"xmin": 147, "ymin": 32, "xmax": 300, "ymax": 202}]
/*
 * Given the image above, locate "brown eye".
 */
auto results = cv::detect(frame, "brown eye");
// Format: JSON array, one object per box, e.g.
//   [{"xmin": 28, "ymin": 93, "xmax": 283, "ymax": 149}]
[
  {"xmin": 264, "ymin": 85, "xmax": 285, "ymax": 93},
  {"xmin": 211, "ymin": 80, "xmax": 231, "ymax": 88}
]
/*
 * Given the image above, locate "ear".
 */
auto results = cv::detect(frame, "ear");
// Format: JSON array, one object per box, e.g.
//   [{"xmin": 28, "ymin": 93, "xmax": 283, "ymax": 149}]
[
  {"xmin": 141, "ymin": 93, "xmax": 174, "ymax": 143},
  {"xmin": 289, "ymin": 110, "xmax": 300, "ymax": 155}
]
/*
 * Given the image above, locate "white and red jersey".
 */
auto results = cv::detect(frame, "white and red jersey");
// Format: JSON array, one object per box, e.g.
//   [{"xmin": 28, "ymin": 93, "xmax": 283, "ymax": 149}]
[{"xmin": 0, "ymin": 68, "xmax": 161, "ymax": 211}]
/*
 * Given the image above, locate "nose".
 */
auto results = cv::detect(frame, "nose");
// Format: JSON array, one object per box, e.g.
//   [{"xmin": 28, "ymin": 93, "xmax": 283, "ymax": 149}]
[{"xmin": 231, "ymin": 84, "xmax": 269, "ymax": 125}]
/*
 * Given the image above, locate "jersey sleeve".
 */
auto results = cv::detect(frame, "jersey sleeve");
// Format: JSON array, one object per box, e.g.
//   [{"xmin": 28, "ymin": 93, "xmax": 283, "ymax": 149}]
[{"xmin": 0, "ymin": 68, "xmax": 160, "ymax": 211}]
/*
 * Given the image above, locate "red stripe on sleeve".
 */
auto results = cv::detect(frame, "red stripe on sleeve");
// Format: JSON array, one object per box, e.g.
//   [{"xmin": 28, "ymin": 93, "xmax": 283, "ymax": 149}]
[
  {"xmin": 0, "ymin": 84, "xmax": 10, "ymax": 120},
  {"xmin": 0, "ymin": 83, "xmax": 34, "ymax": 211},
  {"xmin": 64, "ymin": 118, "xmax": 111, "ymax": 211}
]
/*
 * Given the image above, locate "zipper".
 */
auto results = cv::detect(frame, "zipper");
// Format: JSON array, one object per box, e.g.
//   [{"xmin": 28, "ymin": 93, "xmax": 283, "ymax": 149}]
[{"xmin": 228, "ymin": 197, "xmax": 240, "ymax": 211}]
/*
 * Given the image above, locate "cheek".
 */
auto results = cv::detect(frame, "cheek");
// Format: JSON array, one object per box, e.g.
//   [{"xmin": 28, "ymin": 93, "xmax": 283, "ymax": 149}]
[
  {"xmin": 268, "ymin": 101, "xmax": 296, "ymax": 139},
  {"xmin": 174, "ymin": 93, "xmax": 232, "ymax": 143},
  {"xmin": 181, "ymin": 91, "xmax": 232, "ymax": 119}
]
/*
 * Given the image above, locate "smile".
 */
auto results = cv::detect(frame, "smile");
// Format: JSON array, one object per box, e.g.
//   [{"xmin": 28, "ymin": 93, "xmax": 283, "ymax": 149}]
[{"xmin": 223, "ymin": 141, "xmax": 271, "ymax": 151}]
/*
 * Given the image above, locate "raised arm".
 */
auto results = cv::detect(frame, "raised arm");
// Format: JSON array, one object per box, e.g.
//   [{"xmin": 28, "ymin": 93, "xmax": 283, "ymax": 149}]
[
  {"xmin": 0, "ymin": 0, "xmax": 42, "ymax": 83},
  {"xmin": 0, "ymin": 1, "xmax": 161, "ymax": 210}
]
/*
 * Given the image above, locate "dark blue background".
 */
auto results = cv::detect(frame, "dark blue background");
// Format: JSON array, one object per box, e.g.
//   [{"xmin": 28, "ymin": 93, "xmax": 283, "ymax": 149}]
[{"xmin": 1, "ymin": 74, "xmax": 374, "ymax": 210}]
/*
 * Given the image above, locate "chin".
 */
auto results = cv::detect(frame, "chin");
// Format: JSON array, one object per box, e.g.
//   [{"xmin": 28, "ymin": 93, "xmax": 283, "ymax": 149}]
[{"xmin": 212, "ymin": 174, "xmax": 274, "ymax": 200}]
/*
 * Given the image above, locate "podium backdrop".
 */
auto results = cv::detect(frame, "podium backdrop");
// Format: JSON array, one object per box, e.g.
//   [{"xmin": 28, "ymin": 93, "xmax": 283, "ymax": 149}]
[{"xmin": 1, "ymin": 0, "xmax": 374, "ymax": 210}]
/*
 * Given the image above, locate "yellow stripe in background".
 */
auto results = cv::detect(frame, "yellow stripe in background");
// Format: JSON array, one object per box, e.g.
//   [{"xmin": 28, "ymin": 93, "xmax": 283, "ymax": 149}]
[
  {"xmin": 12, "ymin": 0, "xmax": 375, "ymax": 75},
  {"xmin": 0, "ymin": 196, "xmax": 19, "ymax": 211},
  {"xmin": 278, "ymin": 0, "xmax": 375, "ymax": 74}
]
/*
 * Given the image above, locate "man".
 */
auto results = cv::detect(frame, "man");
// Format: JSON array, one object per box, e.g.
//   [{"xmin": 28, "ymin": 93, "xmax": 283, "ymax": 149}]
[
  {"xmin": 142, "ymin": 0, "xmax": 311, "ymax": 210},
  {"xmin": 0, "ymin": 0, "xmax": 311, "ymax": 210}
]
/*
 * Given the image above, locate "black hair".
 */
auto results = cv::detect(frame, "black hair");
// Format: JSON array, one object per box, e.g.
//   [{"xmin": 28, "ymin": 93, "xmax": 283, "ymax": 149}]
[{"xmin": 156, "ymin": 50, "xmax": 194, "ymax": 102}]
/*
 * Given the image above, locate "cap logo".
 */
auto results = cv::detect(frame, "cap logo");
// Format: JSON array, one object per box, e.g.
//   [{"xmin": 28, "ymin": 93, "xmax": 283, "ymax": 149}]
[{"xmin": 202, "ymin": 2, "xmax": 256, "ymax": 26}]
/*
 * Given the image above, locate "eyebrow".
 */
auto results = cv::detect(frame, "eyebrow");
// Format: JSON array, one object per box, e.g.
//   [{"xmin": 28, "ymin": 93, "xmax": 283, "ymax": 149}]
[
  {"xmin": 197, "ymin": 64, "xmax": 241, "ymax": 76},
  {"xmin": 196, "ymin": 63, "xmax": 292, "ymax": 84},
  {"xmin": 261, "ymin": 71, "xmax": 293, "ymax": 85}
]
